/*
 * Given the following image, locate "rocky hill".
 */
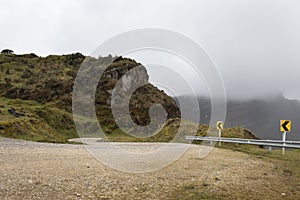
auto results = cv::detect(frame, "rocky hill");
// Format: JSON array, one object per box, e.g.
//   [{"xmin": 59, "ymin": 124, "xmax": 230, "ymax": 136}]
[
  {"xmin": 0, "ymin": 52, "xmax": 257, "ymax": 142},
  {"xmin": 0, "ymin": 53, "xmax": 180, "ymax": 142}
]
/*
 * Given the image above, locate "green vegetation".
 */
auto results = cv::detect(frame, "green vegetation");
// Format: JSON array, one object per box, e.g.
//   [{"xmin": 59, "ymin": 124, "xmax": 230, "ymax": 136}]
[
  {"xmin": 169, "ymin": 184, "xmax": 225, "ymax": 200},
  {"xmin": 99, "ymin": 118, "xmax": 257, "ymax": 143},
  {"xmin": 221, "ymin": 143, "xmax": 300, "ymax": 177},
  {"xmin": 0, "ymin": 97, "xmax": 77, "ymax": 143},
  {"xmin": 0, "ymin": 53, "xmax": 258, "ymax": 143},
  {"xmin": 0, "ymin": 53, "xmax": 182, "ymax": 142}
]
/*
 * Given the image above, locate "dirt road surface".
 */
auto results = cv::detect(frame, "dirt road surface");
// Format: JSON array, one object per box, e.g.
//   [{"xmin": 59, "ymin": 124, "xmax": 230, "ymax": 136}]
[{"xmin": 0, "ymin": 137, "xmax": 298, "ymax": 199}]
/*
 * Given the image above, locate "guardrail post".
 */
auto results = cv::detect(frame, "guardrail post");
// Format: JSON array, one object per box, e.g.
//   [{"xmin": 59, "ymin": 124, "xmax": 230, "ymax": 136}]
[{"xmin": 268, "ymin": 146, "xmax": 272, "ymax": 152}]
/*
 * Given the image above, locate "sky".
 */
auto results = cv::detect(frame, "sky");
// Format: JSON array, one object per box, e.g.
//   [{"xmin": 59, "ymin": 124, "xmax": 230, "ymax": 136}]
[{"xmin": 1, "ymin": 0, "xmax": 300, "ymax": 100}]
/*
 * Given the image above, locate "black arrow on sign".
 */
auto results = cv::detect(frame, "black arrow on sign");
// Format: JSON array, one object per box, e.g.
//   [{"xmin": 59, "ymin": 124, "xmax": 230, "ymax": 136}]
[
  {"xmin": 217, "ymin": 122, "xmax": 222, "ymax": 130},
  {"xmin": 282, "ymin": 121, "xmax": 290, "ymax": 132}
]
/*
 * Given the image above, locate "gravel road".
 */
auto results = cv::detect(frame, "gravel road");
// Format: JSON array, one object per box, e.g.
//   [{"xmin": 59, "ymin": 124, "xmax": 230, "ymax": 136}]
[{"xmin": 0, "ymin": 137, "xmax": 298, "ymax": 199}]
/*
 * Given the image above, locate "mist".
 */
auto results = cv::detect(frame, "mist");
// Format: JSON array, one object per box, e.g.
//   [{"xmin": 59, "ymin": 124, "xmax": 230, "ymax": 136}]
[{"xmin": 1, "ymin": 0, "xmax": 300, "ymax": 100}]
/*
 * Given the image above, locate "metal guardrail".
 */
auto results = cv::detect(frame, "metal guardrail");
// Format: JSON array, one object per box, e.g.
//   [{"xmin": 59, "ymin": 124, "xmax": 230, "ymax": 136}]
[
  {"xmin": 191, "ymin": 136, "xmax": 300, "ymax": 145},
  {"xmin": 185, "ymin": 136, "xmax": 300, "ymax": 149}
]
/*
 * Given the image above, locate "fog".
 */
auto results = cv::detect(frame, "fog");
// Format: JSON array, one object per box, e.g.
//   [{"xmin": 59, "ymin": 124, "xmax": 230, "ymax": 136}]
[{"xmin": 1, "ymin": 0, "xmax": 300, "ymax": 100}]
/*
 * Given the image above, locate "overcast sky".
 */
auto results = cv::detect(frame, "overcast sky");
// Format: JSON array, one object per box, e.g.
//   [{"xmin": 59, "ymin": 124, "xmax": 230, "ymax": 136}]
[{"xmin": 1, "ymin": 0, "xmax": 300, "ymax": 100}]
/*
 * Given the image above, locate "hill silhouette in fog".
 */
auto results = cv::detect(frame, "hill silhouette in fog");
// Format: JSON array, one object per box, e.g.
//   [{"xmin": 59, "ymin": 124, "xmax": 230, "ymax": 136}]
[{"xmin": 174, "ymin": 93, "xmax": 300, "ymax": 141}]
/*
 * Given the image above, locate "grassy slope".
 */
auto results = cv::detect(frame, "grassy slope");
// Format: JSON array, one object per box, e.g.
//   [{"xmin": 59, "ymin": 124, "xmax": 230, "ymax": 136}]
[
  {"xmin": 0, "ymin": 95, "xmax": 258, "ymax": 144},
  {"xmin": 103, "ymin": 119, "xmax": 257, "ymax": 143},
  {"xmin": 0, "ymin": 97, "xmax": 77, "ymax": 143}
]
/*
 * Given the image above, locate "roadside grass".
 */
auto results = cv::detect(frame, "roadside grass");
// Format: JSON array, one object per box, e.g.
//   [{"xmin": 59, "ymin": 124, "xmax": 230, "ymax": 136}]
[
  {"xmin": 167, "ymin": 184, "xmax": 224, "ymax": 200},
  {"xmin": 170, "ymin": 143, "xmax": 300, "ymax": 200},
  {"xmin": 220, "ymin": 142, "xmax": 300, "ymax": 162},
  {"xmin": 220, "ymin": 143, "xmax": 300, "ymax": 178}
]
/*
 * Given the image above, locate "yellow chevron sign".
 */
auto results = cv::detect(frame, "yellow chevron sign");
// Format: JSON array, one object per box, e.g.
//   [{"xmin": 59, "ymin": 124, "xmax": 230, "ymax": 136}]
[
  {"xmin": 280, "ymin": 120, "xmax": 291, "ymax": 132},
  {"xmin": 216, "ymin": 121, "xmax": 223, "ymax": 130}
]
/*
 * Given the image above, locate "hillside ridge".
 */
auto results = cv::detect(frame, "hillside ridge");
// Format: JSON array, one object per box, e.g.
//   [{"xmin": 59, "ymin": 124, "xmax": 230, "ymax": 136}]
[{"xmin": 0, "ymin": 52, "xmax": 257, "ymax": 142}]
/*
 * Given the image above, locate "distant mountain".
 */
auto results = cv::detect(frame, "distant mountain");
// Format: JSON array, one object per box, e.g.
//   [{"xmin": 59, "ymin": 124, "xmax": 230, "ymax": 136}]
[
  {"xmin": 226, "ymin": 95, "xmax": 300, "ymax": 141},
  {"xmin": 174, "ymin": 94, "xmax": 300, "ymax": 140}
]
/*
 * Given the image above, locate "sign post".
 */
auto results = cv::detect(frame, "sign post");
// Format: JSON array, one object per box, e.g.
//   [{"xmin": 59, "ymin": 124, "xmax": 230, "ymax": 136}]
[
  {"xmin": 282, "ymin": 131, "xmax": 286, "ymax": 155},
  {"xmin": 280, "ymin": 120, "xmax": 291, "ymax": 155},
  {"xmin": 216, "ymin": 121, "xmax": 223, "ymax": 146}
]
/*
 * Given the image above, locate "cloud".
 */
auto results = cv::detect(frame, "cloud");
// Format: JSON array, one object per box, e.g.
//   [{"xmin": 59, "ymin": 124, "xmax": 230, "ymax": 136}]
[{"xmin": 0, "ymin": 0, "xmax": 299, "ymax": 99}]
